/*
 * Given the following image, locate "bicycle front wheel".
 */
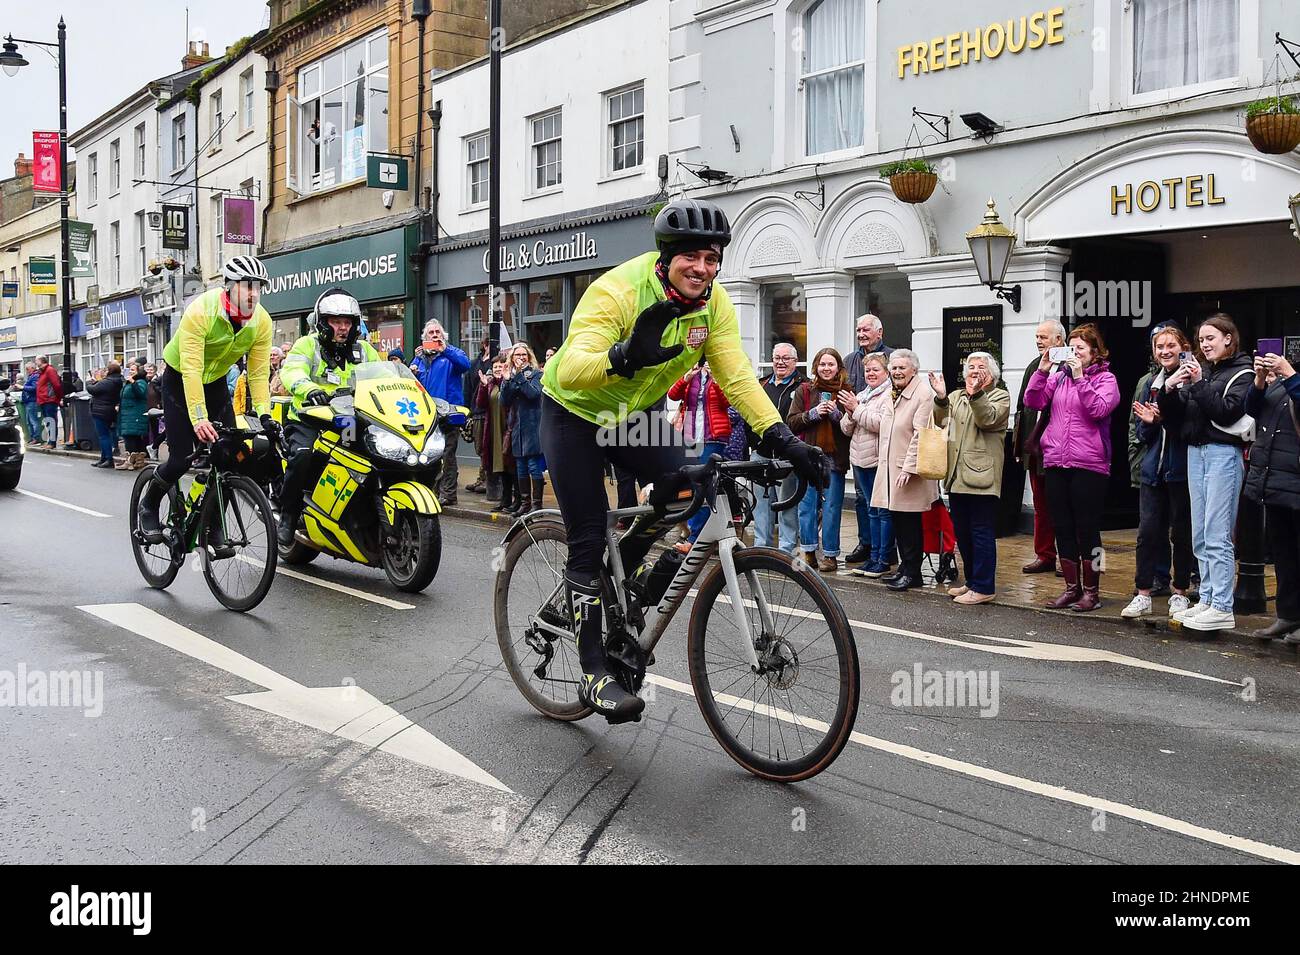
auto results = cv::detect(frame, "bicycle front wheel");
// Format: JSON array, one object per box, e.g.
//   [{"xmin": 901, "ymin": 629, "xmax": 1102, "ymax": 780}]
[
  {"xmin": 687, "ymin": 547, "xmax": 859, "ymax": 782},
  {"xmin": 199, "ymin": 473, "xmax": 278, "ymax": 612}
]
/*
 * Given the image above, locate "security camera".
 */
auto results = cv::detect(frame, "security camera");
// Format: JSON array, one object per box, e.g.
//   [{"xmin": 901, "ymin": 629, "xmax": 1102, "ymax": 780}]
[{"xmin": 382, "ymin": 190, "xmax": 394, "ymax": 209}]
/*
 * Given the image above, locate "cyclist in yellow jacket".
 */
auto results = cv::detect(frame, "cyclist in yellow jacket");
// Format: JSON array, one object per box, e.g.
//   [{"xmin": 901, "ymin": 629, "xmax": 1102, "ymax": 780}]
[
  {"xmin": 275, "ymin": 287, "xmax": 380, "ymax": 547},
  {"xmin": 541, "ymin": 197, "xmax": 826, "ymax": 722},
  {"xmin": 137, "ymin": 255, "xmax": 274, "ymax": 541}
]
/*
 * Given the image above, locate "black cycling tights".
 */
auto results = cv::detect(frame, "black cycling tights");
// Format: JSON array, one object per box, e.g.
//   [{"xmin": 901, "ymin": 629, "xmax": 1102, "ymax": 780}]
[
  {"xmin": 156, "ymin": 368, "xmax": 235, "ymax": 484},
  {"xmin": 540, "ymin": 396, "xmax": 688, "ymax": 581}
]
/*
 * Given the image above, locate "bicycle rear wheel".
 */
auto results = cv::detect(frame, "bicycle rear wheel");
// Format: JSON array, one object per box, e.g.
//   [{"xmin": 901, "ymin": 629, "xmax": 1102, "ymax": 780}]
[
  {"xmin": 493, "ymin": 519, "xmax": 593, "ymax": 721},
  {"xmin": 129, "ymin": 465, "xmax": 184, "ymax": 589},
  {"xmin": 687, "ymin": 547, "xmax": 859, "ymax": 782},
  {"xmin": 199, "ymin": 473, "xmax": 278, "ymax": 612}
]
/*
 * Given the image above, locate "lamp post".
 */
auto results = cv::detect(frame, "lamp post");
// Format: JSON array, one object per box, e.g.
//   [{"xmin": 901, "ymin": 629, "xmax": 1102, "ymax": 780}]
[
  {"xmin": 1, "ymin": 18, "xmax": 73, "ymax": 392},
  {"xmin": 965, "ymin": 198, "xmax": 1022, "ymax": 313},
  {"xmin": 1290, "ymin": 192, "xmax": 1300, "ymax": 241}
]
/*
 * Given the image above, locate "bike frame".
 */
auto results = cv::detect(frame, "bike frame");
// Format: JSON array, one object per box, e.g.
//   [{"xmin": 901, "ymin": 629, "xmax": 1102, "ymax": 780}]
[{"xmin": 523, "ymin": 479, "xmax": 782, "ymax": 673}]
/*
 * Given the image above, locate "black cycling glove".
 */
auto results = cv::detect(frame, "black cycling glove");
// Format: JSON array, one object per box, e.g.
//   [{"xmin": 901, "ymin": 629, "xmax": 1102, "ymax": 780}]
[
  {"xmin": 607, "ymin": 300, "xmax": 683, "ymax": 378},
  {"xmin": 259, "ymin": 414, "xmax": 282, "ymax": 438},
  {"xmin": 304, "ymin": 389, "xmax": 331, "ymax": 407},
  {"xmin": 758, "ymin": 422, "xmax": 828, "ymax": 489}
]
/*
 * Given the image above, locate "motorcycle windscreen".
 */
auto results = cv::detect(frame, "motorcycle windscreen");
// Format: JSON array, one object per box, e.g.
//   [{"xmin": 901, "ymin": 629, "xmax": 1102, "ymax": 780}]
[{"xmin": 352, "ymin": 361, "xmax": 434, "ymax": 443}]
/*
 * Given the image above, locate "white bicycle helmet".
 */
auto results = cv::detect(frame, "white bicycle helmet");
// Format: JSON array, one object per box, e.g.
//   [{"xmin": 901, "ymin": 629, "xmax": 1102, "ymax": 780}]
[{"xmin": 222, "ymin": 254, "xmax": 270, "ymax": 286}]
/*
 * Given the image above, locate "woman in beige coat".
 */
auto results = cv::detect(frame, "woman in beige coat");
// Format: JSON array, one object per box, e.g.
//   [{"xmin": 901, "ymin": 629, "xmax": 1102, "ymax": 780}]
[
  {"xmin": 930, "ymin": 352, "xmax": 1010, "ymax": 605},
  {"xmin": 871, "ymin": 349, "xmax": 937, "ymax": 591}
]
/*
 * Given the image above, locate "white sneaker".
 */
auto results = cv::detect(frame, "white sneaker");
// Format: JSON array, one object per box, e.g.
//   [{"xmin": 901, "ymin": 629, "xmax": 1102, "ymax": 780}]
[
  {"xmin": 1173, "ymin": 601, "xmax": 1211, "ymax": 623},
  {"xmin": 1121, "ymin": 594, "xmax": 1152, "ymax": 618},
  {"xmin": 1167, "ymin": 594, "xmax": 1191, "ymax": 616},
  {"xmin": 1182, "ymin": 607, "xmax": 1236, "ymax": 632}
]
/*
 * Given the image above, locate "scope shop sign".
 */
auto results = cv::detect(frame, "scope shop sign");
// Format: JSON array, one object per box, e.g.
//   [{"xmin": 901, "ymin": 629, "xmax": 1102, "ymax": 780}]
[{"xmin": 261, "ymin": 229, "xmax": 407, "ymax": 315}]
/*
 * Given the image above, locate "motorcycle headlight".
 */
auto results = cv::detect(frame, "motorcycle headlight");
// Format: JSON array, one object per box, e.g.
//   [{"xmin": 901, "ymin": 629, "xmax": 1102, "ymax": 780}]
[
  {"xmin": 422, "ymin": 428, "xmax": 446, "ymax": 462},
  {"xmin": 365, "ymin": 427, "xmax": 413, "ymax": 463}
]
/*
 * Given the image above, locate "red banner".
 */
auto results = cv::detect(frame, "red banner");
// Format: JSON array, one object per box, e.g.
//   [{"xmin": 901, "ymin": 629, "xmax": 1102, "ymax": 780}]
[{"xmin": 32, "ymin": 131, "xmax": 61, "ymax": 194}]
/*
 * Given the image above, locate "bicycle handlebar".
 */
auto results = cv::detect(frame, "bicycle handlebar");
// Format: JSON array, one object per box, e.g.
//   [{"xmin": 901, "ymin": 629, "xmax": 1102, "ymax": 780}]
[{"xmin": 659, "ymin": 456, "xmax": 810, "ymax": 523}]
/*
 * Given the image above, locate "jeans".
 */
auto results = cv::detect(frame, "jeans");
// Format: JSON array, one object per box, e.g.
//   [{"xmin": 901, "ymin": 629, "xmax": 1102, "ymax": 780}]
[
  {"xmin": 686, "ymin": 441, "xmax": 727, "ymax": 541},
  {"xmin": 798, "ymin": 469, "xmax": 845, "ymax": 557},
  {"xmin": 92, "ymin": 416, "xmax": 115, "ymax": 463},
  {"xmin": 1135, "ymin": 481, "xmax": 1193, "ymax": 591},
  {"xmin": 855, "ymin": 465, "xmax": 896, "ymax": 565},
  {"xmin": 515, "ymin": 453, "xmax": 545, "ymax": 480},
  {"xmin": 40, "ymin": 402, "xmax": 59, "ymax": 444},
  {"xmin": 25, "ymin": 402, "xmax": 41, "ymax": 442},
  {"xmin": 1187, "ymin": 442, "xmax": 1245, "ymax": 612},
  {"xmin": 852, "ymin": 464, "xmax": 872, "ymax": 550},
  {"xmin": 752, "ymin": 453, "xmax": 799, "ymax": 554},
  {"xmin": 949, "ymin": 493, "xmax": 999, "ymax": 595}
]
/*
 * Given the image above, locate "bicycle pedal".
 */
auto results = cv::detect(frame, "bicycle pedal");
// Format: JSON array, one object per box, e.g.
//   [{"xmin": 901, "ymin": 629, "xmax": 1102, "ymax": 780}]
[{"xmin": 207, "ymin": 544, "xmax": 237, "ymax": 560}]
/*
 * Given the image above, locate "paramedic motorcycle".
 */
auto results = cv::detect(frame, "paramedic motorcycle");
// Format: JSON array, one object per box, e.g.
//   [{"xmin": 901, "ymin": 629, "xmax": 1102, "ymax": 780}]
[{"xmin": 277, "ymin": 360, "xmax": 465, "ymax": 593}]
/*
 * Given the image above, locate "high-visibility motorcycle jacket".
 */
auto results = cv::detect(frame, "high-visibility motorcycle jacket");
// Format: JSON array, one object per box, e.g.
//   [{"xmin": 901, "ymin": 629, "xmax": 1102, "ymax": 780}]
[
  {"xmin": 279, "ymin": 333, "xmax": 381, "ymax": 421},
  {"xmin": 541, "ymin": 251, "xmax": 780, "ymax": 434},
  {"xmin": 162, "ymin": 287, "xmax": 272, "ymax": 424}
]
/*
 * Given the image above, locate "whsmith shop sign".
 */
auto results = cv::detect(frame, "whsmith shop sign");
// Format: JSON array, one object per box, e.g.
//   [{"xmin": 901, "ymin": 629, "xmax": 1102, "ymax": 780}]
[{"xmin": 261, "ymin": 227, "xmax": 410, "ymax": 315}]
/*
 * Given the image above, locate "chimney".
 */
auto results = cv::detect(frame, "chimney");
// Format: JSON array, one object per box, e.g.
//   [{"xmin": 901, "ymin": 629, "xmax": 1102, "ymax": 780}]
[
  {"xmin": 182, "ymin": 40, "xmax": 213, "ymax": 71},
  {"xmin": 14, "ymin": 152, "xmax": 32, "ymax": 178}
]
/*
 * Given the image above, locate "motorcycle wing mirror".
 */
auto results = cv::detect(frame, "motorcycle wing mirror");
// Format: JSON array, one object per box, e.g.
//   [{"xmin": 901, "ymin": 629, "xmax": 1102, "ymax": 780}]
[{"xmin": 0, "ymin": 379, "xmax": 9, "ymax": 391}]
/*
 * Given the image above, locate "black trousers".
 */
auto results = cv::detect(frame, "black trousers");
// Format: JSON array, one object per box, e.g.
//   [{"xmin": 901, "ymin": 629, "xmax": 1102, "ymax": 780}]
[
  {"xmin": 156, "ymin": 368, "xmax": 233, "ymax": 484},
  {"xmin": 1266, "ymin": 502, "xmax": 1300, "ymax": 621},
  {"xmin": 891, "ymin": 510, "xmax": 924, "ymax": 579},
  {"xmin": 1135, "ymin": 481, "xmax": 1194, "ymax": 590},
  {"xmin": 1044, "ymin": 467, "xmax": 1109, "ymax": 565},
  {"xmin": 541, "ymin": 396, "xmax": 687, "ymax": 581},
  {"xmin": 279, "ymin": 421, "xmax": 324, "ymax": 517}
]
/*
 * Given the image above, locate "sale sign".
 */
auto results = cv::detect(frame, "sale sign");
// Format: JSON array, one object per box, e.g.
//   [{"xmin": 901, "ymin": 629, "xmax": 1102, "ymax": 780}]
[{"xmin": 32, "ymin": 131, "xmax": 61, "ymax": 194}]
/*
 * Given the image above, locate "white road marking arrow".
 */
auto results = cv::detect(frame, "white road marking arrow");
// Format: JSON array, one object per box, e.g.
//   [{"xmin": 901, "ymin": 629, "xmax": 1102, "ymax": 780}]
[{"xmin": 78, "ymin": 602, "xmax": 510, "ymax": 793}]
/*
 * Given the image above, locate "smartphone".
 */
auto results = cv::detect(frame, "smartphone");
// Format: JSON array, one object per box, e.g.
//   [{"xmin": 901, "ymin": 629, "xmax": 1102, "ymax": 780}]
[
  {"xmin": 819, "ymin": 391, "xmax": 832, "ymax": 403},
  {"xmin": 1179, "ymin": 351, "xmax": 1194, "ymax": 364},
  {"xmin": 1258, "ymin": 338, "xmax": 1283, "ymax": 358},
  {"xmin": 1048, "ymin": 346, "xmax": 1073, "ymax": 363}
]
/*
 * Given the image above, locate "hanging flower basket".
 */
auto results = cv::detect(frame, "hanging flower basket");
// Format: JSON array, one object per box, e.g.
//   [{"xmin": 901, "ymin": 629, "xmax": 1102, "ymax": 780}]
[
  {"xmin": 163, "ymin": 256, "xmax": 181, "ymax": 271},
  {"xmin": 880, "ymin": 160, "xmax": 939, "ymax": 203},
  {"xmin": 147, "ymin": 261, "xmax": 163, "ymax": 275},
  {"xmin": 1245, "ymin": 97, "xmax": 1300, "ymax": 154}
]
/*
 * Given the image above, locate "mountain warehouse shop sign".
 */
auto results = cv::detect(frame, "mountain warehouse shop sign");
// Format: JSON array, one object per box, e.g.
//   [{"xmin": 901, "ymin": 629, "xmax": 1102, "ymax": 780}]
[
  {"xmin": 897, "ymin": 7, "xmax": 1064, "ymax": 78},
  {"xmin": 482, "ymin": 232, "xmax": 599, "ymax": 274},
  {"xmin": 261, "ymin": 229, "xmax": 408, "ymax": 315},
  {"xmin": 1110, "ymin": 173, "xmax": 1225, "ymax": 215}
]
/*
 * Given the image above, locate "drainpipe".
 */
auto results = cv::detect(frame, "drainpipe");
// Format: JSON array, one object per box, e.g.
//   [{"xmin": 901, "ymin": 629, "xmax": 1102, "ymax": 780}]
[
  {"xmin": 411, "ymin": 0, "xmax": 430, "ymax": 342},
  {"xmin": 262, "ymin": 62, "xmax": 279, "ymax": 255}
]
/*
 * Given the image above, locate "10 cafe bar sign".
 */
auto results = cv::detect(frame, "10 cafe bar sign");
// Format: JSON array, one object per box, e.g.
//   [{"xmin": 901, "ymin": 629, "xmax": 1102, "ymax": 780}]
[{"xmin": 482, "ymin": 232, "xmax": 599, "ymax": 275}]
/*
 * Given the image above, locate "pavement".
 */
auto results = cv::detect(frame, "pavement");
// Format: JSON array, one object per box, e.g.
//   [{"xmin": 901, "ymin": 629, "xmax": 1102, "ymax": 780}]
[{"xmin": 6, "ymin": 448, "xmax": 1300, "ymax": 864}]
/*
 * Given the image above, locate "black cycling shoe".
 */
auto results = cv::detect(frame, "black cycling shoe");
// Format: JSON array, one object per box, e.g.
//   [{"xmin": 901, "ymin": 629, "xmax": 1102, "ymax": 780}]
[
  {"xmin": 206, "ymin": 524, "xmax": 236, "ymax": 560},
  {"xmin": 578, "ymin": 671, "xmax": 645, "ymax": 724},
  {"xmin": 137, "ymin": 477, "xmax": 168, "ymax": 544}
]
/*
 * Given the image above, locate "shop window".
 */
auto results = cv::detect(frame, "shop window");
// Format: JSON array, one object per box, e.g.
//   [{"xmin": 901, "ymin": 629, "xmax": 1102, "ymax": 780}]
[
  {"xmin": 272, "ymin": 316, "xmax": 302, "ymax": 350},
  {"xmin": 573, "ymin": 269, "xmax": 606, "ymax": 305},
  {"xmin": 760, "ymin": 282, "xmax": 807, "ymax": 373},
  {"xmin": 288, "ymin": 28, "xmax": 388, "ymax": 195},
  {"xmin": 853, "ymin": 273, "xmax": 913, "ymax": 351},
  {"xmin": 1127, "ymin": 0, "xmax": 1242, "ymax": 104},
  {"xmin": 526, "ymin": 278, "xmax": 563, "ymax": 317},
  {"xmin": 362, "ymin": 302, "xmax": 405, "ymax": 357},
  {"xmin": 451, "ymin": 285, "xmax": 518, "ymax": 355},
  {"xmin": 801, "ymin": 0, "xmax": 865, "ymax": 156}
]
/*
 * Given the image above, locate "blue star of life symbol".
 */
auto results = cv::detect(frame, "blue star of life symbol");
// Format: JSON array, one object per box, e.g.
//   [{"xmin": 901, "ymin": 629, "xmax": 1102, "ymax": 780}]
[{"xmin": 396, "ymin": 398, "xmax": 419, "ymax": 420}]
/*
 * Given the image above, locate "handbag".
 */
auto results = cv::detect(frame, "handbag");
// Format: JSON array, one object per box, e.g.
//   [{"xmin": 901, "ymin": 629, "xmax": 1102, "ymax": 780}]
[
  {"xmin": 916, "ymin": 410, "xmax": 949, "ymax": 481},
  {"xmin": 1210, "ymin": 369, "xmax": 1256, "ymax": 443}
]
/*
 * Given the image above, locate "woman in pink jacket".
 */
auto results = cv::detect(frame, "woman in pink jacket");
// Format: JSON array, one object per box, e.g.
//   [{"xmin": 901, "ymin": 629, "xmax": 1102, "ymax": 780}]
[{"xmin": 1023, "ymin": 323, "xmax": 1121, "ymax": 612}]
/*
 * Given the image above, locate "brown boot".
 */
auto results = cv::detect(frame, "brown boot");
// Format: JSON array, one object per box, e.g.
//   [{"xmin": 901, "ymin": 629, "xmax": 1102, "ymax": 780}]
[
  {"xmin": 530, "ymin": 476, "xmax": 545, "ymax": 512},
  {"xmin": 132, "ymin": 452, "xmax": 148, "ymax": 470},
  {"xmin": 1046, "ymin": 559, "xmax": 1082, "ymax": 609},
  {"xmin": 1071, "ymin": 561, "xmax": 1102, "ymax": 612}
]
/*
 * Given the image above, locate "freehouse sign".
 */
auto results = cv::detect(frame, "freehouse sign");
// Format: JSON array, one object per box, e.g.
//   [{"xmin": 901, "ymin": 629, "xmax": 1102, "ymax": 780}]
[{"xmin": 897, "ymin": 7, "xmax": 1065, "ymax": 78}]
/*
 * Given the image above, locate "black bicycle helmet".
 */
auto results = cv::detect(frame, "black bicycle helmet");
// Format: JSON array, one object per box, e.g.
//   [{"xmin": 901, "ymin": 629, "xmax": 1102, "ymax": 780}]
[
  {"xmin": 654, "ymin": 198, "xmax": 732, "ymax": 258},
  {"xmin": 312, "ymin": 287, "xmax": 362, "ymax": 362}
]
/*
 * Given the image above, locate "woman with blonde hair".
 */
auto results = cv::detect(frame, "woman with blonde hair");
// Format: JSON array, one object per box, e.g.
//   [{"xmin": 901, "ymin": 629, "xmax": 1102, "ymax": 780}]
[
  {"xmin": 788, "ymin": 346, "xmax": 852, "ymax": 572},
  {"xmin": 500, "ymin": 342, "xmax": 546, "ymax": 514}
]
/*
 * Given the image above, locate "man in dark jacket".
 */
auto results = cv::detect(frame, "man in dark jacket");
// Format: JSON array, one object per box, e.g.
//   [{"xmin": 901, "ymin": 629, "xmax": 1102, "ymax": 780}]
[
  {"xmin": 1014, "ymin": 321, "xmax": 1064, "ymax": 573},
  {"xmin": 35, "ymin": 354, "xmax": 63, "ymax": 448},
  {"xmin": 86, "ymin": 362, "xmax": 124, "ymax": 467},
  {"xmin": 844, "ymin": 314, "xmax": 893, "ymax": 393},
  {"xmin": 1243, "ymin": 352, "xmax": 1300, "ymax": 641},
  {"xmin": 753, "ymin": 341, "xmax": 807, "ymax": 553}
]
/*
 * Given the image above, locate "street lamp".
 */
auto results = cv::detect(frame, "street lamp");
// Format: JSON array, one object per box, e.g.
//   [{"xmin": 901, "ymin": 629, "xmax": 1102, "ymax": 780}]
[
  {"xmin": 1, "ymin": 19, "xmax": 74, "ymax": 393},
  {"xmin": 965, "ymin": 198, "xmax": 1022, "ymax": 313},
  {"xmin": 1290, "ymin": 192, "xmax": 1300, "ymax": 242}
]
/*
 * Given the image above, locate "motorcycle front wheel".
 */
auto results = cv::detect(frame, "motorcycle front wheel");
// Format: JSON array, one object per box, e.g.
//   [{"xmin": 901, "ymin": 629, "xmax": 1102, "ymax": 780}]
[{"xmin": 382, "ymin": 511, "xmax": 441, "ymax": 592}]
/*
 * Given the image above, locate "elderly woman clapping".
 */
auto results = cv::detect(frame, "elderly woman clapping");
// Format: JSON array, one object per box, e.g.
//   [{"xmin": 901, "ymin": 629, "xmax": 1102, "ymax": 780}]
[
  {"xmin": 930, "ymin": 353, "xmax": 1010, "ymax": 605},
  {"xmin": 872, "ymin": 349, "xmax": 937, "ymax": 591}
]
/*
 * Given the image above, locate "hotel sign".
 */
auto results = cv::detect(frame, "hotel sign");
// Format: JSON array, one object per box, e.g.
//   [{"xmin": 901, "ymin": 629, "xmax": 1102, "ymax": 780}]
[{"xmin": 1110, "ymin": 174, "xmax": 1225, "ymax": 216}]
